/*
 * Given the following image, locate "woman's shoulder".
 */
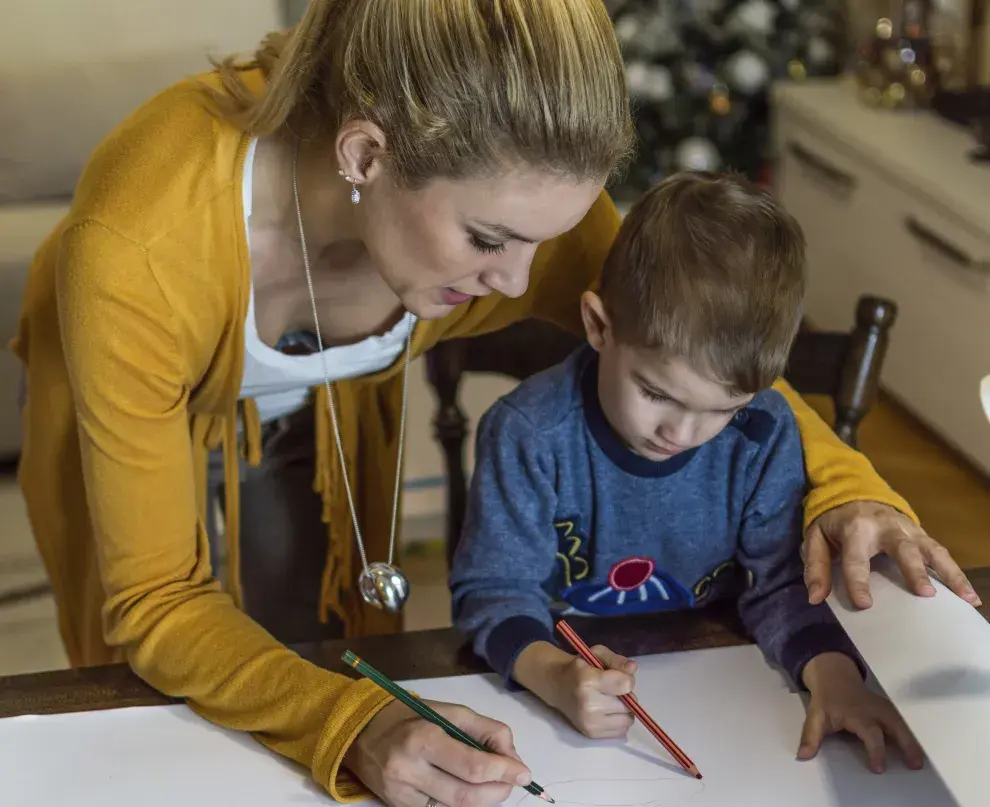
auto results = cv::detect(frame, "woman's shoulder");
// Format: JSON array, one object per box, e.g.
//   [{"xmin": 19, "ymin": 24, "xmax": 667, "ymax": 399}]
[{"xmin": 67, "ymin": 67, "xmax": 263, "ymax": 246}]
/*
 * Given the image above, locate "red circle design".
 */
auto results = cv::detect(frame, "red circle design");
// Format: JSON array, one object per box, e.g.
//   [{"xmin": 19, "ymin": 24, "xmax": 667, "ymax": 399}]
[{"xmin": 608, "ymin": 557, "xmax": 656, "ymax": 592}]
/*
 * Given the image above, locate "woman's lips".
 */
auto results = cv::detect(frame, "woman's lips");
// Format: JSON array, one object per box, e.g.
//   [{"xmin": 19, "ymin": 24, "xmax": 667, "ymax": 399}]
[{"xmin": 441, "ymin": 288, "xmax": 474, "ymax": 306}]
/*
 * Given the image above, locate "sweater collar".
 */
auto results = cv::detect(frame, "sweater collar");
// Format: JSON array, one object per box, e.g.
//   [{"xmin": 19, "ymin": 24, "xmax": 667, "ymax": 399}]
[{"xmin": 580, "ymin": 351, "xmax": 698, "ymax": 478}]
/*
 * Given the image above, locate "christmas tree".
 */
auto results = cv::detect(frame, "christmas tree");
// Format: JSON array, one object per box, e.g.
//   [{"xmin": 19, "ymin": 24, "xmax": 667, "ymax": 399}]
[{"xmin": 607, "ymin": 0, "xmax": 849, "ymax": 200}]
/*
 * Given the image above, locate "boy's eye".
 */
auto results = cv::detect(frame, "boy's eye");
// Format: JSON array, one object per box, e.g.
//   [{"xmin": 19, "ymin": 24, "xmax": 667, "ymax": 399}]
[
  {"xmin": 639, "ymin": 387, "xmax": 670, "ymax": 404},
  {"xmin": 469, "ymin": 233, "xmax": 507, "ymax": 255}
]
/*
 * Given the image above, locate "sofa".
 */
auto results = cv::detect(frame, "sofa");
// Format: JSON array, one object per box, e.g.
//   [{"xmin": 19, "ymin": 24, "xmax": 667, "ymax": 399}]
[{"xmin": 0, "ymin": 1, "xmax": 283, "ymax": 460}]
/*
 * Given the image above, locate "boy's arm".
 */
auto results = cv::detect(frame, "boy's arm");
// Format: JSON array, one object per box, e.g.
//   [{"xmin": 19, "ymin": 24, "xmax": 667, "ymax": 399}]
[
  {"xmin": 449, "ymin": 402, "xmax": 561, "ymax": 684},
  {"xmin": 735, "ymin": 402, "xmax": 865, "ymax": 689}
]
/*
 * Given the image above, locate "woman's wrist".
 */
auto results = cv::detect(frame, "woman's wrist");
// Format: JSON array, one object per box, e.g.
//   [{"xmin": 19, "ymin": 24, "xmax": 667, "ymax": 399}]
[{"xmin": 511, "ymin": 641, "xmax": 570, "ymax": 707}]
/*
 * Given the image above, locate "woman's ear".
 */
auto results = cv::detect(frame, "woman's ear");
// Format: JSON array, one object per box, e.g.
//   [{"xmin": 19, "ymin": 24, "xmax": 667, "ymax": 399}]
[
  {"xmin": 581, "ymin": 291, "xmax": 611, "ymax": 352},
  {"xmin": 335, "ymin": 120, "xmax": 386, "ymax": 184}
]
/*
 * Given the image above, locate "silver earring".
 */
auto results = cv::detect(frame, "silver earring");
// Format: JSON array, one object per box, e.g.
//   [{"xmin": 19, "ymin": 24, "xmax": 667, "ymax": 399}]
[{"xmin": 338, "ymin": 169, "xmax": 361, "ymax": 204}]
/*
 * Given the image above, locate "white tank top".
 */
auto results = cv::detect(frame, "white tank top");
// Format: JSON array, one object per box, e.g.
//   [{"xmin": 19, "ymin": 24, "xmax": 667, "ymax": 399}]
[{"xmin": 238, "ymin": 138, "xmax": 417, "ymax": 423}]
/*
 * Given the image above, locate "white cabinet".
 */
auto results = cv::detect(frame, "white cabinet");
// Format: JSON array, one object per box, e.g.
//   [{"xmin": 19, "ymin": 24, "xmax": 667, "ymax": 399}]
[{"xmin": 773, "ymin": 80, "xmax": 990, "ymax": 473}]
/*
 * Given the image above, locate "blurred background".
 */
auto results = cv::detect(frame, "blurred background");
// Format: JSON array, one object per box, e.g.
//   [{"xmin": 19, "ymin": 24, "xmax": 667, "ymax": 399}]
[{"xmin": 1, "ymin": 0, "xmax": 988, "ymax": 675}]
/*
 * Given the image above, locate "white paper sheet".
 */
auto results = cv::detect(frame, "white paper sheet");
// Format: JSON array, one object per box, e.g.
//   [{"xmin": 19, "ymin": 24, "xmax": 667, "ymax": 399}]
[
  {"xmin": 828, "ymin": 558, "xmax": 990, "ymax": 807},
  {"xmin": 0, "ymin": 644, "xmax": 954, "ymax": 807}
]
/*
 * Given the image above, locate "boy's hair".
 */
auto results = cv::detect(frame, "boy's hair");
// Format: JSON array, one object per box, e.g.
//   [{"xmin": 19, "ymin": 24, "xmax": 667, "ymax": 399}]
[{"xmin": 599, "ymin": 171, "xmax": 807, "ymax": 395}]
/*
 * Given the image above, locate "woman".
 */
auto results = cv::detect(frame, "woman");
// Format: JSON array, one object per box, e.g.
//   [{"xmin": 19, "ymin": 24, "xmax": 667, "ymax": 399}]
[{"xmin": 13, "ymin": 1, "xmax": 976, "ymax": 805}]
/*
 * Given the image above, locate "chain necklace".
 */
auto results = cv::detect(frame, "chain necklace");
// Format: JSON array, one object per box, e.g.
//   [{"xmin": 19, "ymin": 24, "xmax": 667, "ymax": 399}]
[{"xmin": 292, "ymin": 139, "xmax": 411, "ymax": 613}]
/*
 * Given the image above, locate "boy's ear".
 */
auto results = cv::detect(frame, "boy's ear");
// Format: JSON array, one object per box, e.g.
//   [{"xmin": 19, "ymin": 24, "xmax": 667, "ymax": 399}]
[{"xmin": 581, "ymin": 291, "xmax": 611, "ymax": 352}]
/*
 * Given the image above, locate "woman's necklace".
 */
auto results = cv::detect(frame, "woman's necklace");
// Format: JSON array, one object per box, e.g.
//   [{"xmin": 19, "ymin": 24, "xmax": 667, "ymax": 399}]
[{"xmin": 291, "ymin": 139, "xmax": 411, "ymax": 614}]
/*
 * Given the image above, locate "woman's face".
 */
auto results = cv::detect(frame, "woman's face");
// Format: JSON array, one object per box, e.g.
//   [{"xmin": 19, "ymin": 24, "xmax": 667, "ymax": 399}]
[{"xmin": 358, "ymin": 165, "xmax": 604, "ymax": 320}]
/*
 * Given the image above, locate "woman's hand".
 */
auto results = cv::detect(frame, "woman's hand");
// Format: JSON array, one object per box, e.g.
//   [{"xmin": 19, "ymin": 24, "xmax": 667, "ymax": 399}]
[
  {"xmin": 514, "ymin": 641, "xmax": 636, "ymax": 740},
  {"xmin": 344, "ymin": 700, "xmax": 531, "ymax": 807},
  {"xmin": 798, "ymin": 653, "xmax": 923, "ymax": 774},
  {"xmin": 802, "ymin": 501, "xmax": 981, "ymax": 609}
]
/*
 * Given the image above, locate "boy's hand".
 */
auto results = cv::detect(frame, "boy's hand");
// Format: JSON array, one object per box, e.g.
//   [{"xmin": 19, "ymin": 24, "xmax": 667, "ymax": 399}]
[
  {"xmin": 798, "ymin": 653, "xmax": 924, "ymax": 773},
  {"xmin": 513, "ymin": 642, "xmax": 637, "ymax": 739}
]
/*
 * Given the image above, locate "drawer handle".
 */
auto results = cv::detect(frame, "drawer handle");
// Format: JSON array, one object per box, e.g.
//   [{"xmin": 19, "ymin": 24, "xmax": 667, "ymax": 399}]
[
  {"xmin": 904, "ymin": 216, "xmax": 990, "ymax": 272},
  {"xmin": 786, "ymin": 141, "xmax": 856, "ymax": 189}
]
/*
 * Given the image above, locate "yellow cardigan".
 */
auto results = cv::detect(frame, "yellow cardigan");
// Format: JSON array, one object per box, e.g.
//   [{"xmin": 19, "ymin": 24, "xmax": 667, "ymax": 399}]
[{"xmin": 13, "ymin": 69, "xmax": 915, "ymax": 800}]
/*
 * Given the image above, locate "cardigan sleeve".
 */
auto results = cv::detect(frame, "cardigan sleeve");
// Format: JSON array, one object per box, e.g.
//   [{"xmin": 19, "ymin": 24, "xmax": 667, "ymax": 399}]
[{"xmin": 55, "ymin": 219, "xmax": 391, "ymax": 801}]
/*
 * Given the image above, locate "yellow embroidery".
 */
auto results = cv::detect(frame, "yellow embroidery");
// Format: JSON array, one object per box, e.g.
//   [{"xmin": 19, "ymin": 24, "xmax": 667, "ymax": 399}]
[
  {"xmin": 693, "ymin": 560, "xmax": 737, "ymax": 600},
  {"xmin": 554, "ymin": 520, "xmax": 590, "ymax": 587}
]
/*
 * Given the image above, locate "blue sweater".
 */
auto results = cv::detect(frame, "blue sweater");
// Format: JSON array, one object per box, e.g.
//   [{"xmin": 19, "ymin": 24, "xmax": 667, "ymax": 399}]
[{"xmin": 450, "ymin": 348, "xmax": 860, "ymax": 689}]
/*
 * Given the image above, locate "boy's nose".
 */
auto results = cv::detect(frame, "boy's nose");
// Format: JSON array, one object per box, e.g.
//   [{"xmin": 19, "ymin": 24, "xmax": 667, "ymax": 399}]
[{"xmin": 660, "ymin": 416, "xmax": 695, "ymax": 449}]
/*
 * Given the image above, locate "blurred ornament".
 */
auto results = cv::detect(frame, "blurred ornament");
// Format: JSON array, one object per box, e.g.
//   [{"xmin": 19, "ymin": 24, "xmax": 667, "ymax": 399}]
[
  {"xmin": 778, "ymin": 0, "xmax": 801, "ymax": 10},
  {"xmin": 674, "ymin": 137, "xmax": 722, "ymax": 172},
  {"xmin": 614, "ymin": 15, "xmax": 641, "ymax": 48},
  {"xmin": 679, "ymin": 0, "xmax": 729, "ymax": 26},
  {"xmin": 710, "ymin": 83, "xmax": 732, "ymax": 115},
  {"xmin": 626, "ymin": 62, "xmax": 675, "ymax": 103},
  {"xmin": 806, "ymin": 36, "xmax": 836, "ymax": 68},
  {"xmin": 725, "ymin": 50, "xmax": 771, "ymax": 94},
  {"xmin": 727, "ymin": 0, "xmax": 779, "ymax": 38},
  {"xmin": 682, "ymin": 61, "xmax": 718, "ymax": 95},
  {"xmin": 787, "ymin": 59, "xmax": 808, "ymax": 80}
]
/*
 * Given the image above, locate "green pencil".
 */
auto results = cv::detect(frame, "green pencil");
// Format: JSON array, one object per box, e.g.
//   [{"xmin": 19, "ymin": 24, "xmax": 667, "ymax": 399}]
[{"xmin": 342, "ymin": 650, "xmax": 555, "ymax": 803}]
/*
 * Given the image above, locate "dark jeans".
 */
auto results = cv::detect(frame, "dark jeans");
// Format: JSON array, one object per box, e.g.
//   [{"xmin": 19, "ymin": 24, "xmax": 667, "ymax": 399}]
[{"xmin": 206, "ymin": 403, "xmax": 344, "ymax": 644}]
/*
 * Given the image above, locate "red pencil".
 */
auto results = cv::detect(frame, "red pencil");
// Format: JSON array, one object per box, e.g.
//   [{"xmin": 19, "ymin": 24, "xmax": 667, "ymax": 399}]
[{"xmin": 555, "ymin": 620, "xmax": 702, "ymax": 780}]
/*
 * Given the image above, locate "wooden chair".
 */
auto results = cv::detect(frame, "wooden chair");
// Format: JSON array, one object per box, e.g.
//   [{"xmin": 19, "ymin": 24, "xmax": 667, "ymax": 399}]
[{"xmin": 425, "ymin": 296, "xmax": 897, "ymax": 567}]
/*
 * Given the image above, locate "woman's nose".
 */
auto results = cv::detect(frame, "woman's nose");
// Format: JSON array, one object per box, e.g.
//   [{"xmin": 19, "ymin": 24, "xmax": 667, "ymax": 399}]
[{"xmin": 480, "ymin": 251, "xmax": 535, "ymax": 299}]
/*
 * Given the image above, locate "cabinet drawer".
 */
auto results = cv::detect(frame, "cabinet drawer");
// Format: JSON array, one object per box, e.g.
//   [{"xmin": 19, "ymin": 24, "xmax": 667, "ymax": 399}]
[
  {"xmin": 864, "ymin": 183, "xmax": 990, "ymax": 472},
  {"xmin": 775, "ymin": 105, "xmax": 990, "ymax": 472},
  {"xmin": 774, "ymin": 118, "xmax": 886, "ymax": 331}
]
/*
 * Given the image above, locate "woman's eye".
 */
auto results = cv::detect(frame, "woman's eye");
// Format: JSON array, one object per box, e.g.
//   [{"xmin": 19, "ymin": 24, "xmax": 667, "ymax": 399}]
[{"xmin": 470, "ymin": 234, "xmax": 507, "ymax": 255}]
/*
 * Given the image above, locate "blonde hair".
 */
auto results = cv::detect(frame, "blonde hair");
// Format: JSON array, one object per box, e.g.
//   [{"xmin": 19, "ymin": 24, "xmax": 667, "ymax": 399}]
[
  {"xmin": 211, "ymin": 0, "xmax": 634, "ymax": 186},
  {"xmin": 600, "ymin": 172, "xmax": 807, "ymax": 395}
]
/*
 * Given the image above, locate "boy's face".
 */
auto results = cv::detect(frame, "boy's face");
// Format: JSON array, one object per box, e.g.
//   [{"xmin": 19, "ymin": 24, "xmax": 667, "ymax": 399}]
[{"xmin": 582, "ymin": 293, "xmax": 754, "ymax": 461}]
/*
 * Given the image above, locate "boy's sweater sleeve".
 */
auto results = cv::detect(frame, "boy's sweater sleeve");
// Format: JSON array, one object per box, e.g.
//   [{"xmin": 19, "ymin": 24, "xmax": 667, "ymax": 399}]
[
  {"xmin": 735, "ymin": 405, "xmax": 864, "ymax": 689},
  {"xmin": 450, "ymin": 402, "xmax": 560, "ymax": 684}
]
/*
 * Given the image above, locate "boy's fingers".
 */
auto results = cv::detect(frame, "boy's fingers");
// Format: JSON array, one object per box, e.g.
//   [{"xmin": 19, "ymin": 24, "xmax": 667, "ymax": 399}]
[
  {"xmin": 881, "ymin": 711, "xmax": 924, "ymax": 770},
  {"xmin": 796, "ymin": 710, "xmax": 825, "ymax": 760},
  {"xmin": 591, "ymin": 645, "xmax": 634, "ymax": 672},
  {"xmin": 597, "ymin": 669, "xmax": 635, "ymax": 698},
  {"xmin": 848, "ymin": 720, "xmax": 887, "ymax": 773}
]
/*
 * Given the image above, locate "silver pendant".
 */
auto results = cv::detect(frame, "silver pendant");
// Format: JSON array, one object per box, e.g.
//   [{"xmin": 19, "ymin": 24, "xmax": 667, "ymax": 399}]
[{"xmin": 358, "ymin": 562, "xmax": 410, "ymax": 613}]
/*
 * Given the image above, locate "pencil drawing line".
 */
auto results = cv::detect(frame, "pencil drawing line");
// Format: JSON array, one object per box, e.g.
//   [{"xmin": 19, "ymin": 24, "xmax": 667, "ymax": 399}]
[{"xmin": 512, "ymin": 776, "xmax": 705, "ymax": 807}]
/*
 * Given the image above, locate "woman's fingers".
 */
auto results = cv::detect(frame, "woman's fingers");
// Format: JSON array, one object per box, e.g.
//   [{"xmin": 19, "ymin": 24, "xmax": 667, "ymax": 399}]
[
  {"xmin": 411, "ymin": 762, "xmax": 514, "ymax": 807},
  {"xmin": 428, "ymin": 703, "xmax": 530, "ymax": 783},
  {"xmin": 801, "ymin": 524, "xmax": 834, "ymax": 605}
]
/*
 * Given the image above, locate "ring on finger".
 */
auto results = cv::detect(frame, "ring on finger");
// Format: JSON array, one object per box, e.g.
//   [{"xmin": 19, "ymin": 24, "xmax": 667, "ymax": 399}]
[{"xmin": 426, "ymin": 798, "xmax": 440, "ymax": 807}]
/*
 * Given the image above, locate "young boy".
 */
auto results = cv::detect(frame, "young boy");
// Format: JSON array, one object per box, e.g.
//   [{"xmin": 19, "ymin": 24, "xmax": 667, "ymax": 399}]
[{"xmin": 449, "ymin": 172, "xmax": 922, "ymax": 773}]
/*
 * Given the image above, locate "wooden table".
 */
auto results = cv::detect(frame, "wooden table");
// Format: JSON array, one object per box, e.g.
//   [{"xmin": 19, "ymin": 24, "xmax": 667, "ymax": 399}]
[{"xmin": 2, "ymin": 568, "xmax": 988, "ymax": 720}]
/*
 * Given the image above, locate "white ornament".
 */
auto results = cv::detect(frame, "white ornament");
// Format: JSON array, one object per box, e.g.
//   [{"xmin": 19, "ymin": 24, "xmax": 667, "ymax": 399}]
[
  {"xmin": 806, "ymin": 36, "xmax": 835, "ymax": 68},
  {"xmin": 614, "ymin": 16, "xmax": 640, "ymax": 47},
  {"xmin": 728, "ymin": 0, "xmax": 779, "ymax": 38},
  {"xmin": 674, "ymin": 137, "xmax": 722, "ymax": 172},
  {"xmin": 627, "ymin": 62, "xmax": 674, "ymax": 103},
  {"xmin": 725, "ymin": 49, "xmax": 771, "ymax": 95}
]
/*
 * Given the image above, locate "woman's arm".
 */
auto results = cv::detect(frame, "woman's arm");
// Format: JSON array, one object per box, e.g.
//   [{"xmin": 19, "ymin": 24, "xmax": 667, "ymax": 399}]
[
  {"xmin": 56, "ymin": 221, "xmax": 393, "ymax": 799},
  {"xmin": 773, "ymin": 380, "xmax": 977, "ymax": 609}
]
